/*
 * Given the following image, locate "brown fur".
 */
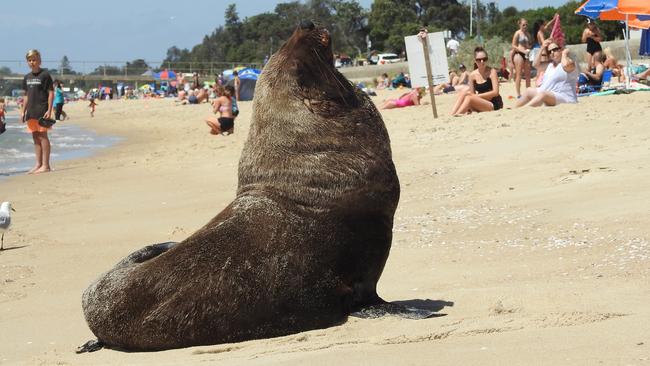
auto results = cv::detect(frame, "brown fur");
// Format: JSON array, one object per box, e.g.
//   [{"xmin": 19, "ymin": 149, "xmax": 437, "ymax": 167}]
[{"xmin": 81, "ymin": 21, "xmax": 399, "ymax": 351}]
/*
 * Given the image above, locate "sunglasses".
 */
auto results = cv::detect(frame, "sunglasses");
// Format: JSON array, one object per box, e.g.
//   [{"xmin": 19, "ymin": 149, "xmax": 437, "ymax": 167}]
[
  {"xmin": 475, "ymin": 57, "xmax": 488, "ymax": 62},
  {"xmin": 548, "ymin": 47, "xmax": 561, "ymax": 53}
]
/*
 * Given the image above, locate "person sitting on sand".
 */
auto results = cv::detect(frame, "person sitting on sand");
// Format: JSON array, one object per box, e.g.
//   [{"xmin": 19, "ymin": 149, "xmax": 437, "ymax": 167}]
[
  {"xmin": 376, "ymin": 73, "xmax": 390, "ymax": 89},
  {"xmin": 381, "ymin": 87, "xmax": 425, "ymax": 109},
  {"xmin": 391, "ymin": 72, "xmax": 411, "ymax": 88},
  {"xmin": 603, "ymin": 47, "xmax": 623, "ymax": 82},
  {"xmin": 196, "ymin": 88, "xmax": 209, "ymax": 103},
  {"xmin": 177, "ymin": 89, "xmax": 187, "ymax": 102},
  {"xmin": 636, "ymin": 68, "xmax": 650, "ymax": 80},
  {"xmin": 434, "ymin": 64, "xmax": 470, "ymax": 95},
  {"xmin": 531, "ymin": 14, "xmax": 559, "ymax": 86},
  {"xmin": 205, "ymin": 85, "xmax": 234, "ymax": 135},
  {"xmin": 182, "ymin": 90, "xmax": 198, "ymax": 104},
  {"xmin": 450, "ymin": 47, "xmax": 503, "ymax": 116},
  {"xmin": 516, "ymin": 40, "xmax": 578, "ymax": 108},
  {"xmin": 580, "ymin": 53, "xmax": 605, "ymax": 87}
]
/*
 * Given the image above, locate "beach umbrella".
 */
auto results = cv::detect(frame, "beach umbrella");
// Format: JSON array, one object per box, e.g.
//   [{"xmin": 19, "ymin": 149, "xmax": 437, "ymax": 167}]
[
  {"xmin": 576, "ymin": 0, "xmax": 650, "ymax": 88},
  {"xmin": 155, "ymin": 69, "xmax": 177, "ymax": 80},
  {"xmin": 630, "ymin": 19, "xmax": 650, "ymax": 29},
  {"xmin": 641, "ymin": 29, "xmax": 650, "ymax": 56},
  {"xmin": 576, "ymin": 0, "xmax": 650, "ymax": 20}
]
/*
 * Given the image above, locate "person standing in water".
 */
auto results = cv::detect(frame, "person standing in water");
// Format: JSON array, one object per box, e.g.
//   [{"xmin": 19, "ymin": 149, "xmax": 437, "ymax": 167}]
[
  {"xmin": 21, "ymin": 49, "xmax": 54, "ymax": 174},
  {"xmin": 53, "ymin": 80, "xmax": 68, "ymax": 121}
]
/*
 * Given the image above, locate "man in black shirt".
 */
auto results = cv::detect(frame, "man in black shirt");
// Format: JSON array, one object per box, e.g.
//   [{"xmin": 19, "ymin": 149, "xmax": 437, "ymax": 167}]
[{"xmin": 21, "ymin": 49, "xmax": 54, "ymax": 174}]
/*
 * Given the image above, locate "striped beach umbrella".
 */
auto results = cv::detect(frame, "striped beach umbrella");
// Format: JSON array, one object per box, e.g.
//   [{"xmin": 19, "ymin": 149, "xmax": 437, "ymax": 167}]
[{"xmin": 576, "ymin": 0, "xmax": 650, "ymax": 87}]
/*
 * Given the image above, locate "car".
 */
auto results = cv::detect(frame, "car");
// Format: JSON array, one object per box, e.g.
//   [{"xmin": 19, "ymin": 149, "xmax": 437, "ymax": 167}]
[{"xmin": 376, "ymin": 53, "xmax": 401, "ymax": 65}]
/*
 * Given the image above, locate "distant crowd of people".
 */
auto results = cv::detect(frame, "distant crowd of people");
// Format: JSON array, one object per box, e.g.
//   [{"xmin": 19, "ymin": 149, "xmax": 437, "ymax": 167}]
[{"xmin": 374, "ymin": 16, "xmax": 649, "ymax": 117}]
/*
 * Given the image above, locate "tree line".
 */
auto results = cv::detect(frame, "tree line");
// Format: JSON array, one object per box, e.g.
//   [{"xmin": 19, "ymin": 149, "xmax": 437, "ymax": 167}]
[{"xmin": 163, "ymin": 0, "xmax": 622, "ymax": 66}]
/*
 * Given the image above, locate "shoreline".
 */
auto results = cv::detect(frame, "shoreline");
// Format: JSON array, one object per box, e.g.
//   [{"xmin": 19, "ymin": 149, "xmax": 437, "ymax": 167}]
[
  {"xmin": 1, "ymin": 86, "xmax": 650, "ymax": 365},
  {"xmin": 0, "ymin": 114, "xmax": 122, "ymax": 179}
]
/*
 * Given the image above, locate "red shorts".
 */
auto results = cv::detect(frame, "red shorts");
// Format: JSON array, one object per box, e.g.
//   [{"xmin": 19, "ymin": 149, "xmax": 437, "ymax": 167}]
[{"xmin": 26, "ymin": 119, "xmax": 51, "ymax": 133}]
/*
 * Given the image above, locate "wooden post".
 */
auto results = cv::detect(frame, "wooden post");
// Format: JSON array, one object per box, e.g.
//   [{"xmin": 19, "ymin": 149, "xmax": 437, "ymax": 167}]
[{"xmin": 420, "ymin": 33, "xmax": 438, "ymax": 119}]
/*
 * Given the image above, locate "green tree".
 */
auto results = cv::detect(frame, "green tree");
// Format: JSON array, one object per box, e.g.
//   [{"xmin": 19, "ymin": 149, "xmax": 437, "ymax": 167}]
[
  {"xmin": 59, "ymin": 55, "xmax": 74, "ymax": 74},
  {"xmin": 125, "ymin": 59, "xmax": 150, "ymax": 75},
  {"xmin": 368, "ymin": 0, "xmax": 419, "ymax": 53},
  {"xmin": 330, "ymin": 0, "xmax": 369, "ymax": 57},
  {"xmin": 90, "ymin": 65, "xmax": 122, "ymax": 76},
  {"xmin": 412, "ymin": 0, "xmax": 471, "ymax": 37}
]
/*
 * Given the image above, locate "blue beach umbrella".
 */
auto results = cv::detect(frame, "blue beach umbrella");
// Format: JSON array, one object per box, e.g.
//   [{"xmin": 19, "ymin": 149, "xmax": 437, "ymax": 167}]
[{"xmin": 641, "ymin": 29, "xmax": 650, "ymax": 56}]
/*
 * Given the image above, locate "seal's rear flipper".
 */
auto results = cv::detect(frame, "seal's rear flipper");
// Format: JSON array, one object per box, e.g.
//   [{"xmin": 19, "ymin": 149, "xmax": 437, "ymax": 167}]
[
  {"xmin": 76, "ymin": 339, "xmax": 104, "ymax": 353},
  {"xmin": 350, "ymin": 302, "xmax": 444, "ymax": 320}
]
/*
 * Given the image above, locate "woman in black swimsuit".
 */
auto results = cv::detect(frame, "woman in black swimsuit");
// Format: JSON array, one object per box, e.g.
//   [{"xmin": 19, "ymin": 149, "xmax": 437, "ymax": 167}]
[
  {"xmin": 450, "ymin": 47, "xmax": 503, "ymax": 116},
  {"xmin": 582, "ymin": 19, "xmax": 603, "ymax": 69}
]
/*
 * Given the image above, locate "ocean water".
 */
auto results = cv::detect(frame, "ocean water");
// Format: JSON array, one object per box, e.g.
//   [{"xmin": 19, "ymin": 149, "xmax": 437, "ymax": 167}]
[{"xmin": 0, "ymin": 114, "xmax": 120, "ymax": 178}]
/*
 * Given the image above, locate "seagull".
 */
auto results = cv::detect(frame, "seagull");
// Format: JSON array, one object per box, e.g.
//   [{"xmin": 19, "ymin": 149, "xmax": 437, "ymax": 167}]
[{"xmin": 1, "ymin": 201, "xmax": 15, "ymax": 251}]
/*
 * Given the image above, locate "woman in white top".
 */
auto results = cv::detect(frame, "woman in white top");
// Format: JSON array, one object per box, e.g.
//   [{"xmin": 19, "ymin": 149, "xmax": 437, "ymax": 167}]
[{"xmin": 516, "ymin": 40, "xmax": 578, "ymax": 107}]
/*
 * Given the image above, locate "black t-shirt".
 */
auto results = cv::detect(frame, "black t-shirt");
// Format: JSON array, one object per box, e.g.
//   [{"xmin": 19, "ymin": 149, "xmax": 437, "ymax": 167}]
[{"xmin": 22, "ymin": 69, "xmax": 53, "ymax": 120}]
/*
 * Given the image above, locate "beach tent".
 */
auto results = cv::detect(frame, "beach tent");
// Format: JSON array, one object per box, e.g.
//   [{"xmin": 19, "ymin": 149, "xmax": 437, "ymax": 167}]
[
  {"xmin": 225, "ymin": 68, "xmax": 261, "ymax": 101},
  {"xmin": 576, "ymin": 0, "xmax": 650, "ymax": 88}
]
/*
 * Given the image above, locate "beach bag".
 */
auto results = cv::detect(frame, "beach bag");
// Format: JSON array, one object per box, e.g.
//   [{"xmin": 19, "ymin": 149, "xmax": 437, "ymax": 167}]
[{"xmin": 38, "ymin": 117, "xmax": 56, "ymax": 128}]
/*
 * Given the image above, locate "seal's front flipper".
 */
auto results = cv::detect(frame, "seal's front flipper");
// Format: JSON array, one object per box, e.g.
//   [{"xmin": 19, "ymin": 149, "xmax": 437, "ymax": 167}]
[
  {"xmin": 76, "ymin": 339, "xmax": 104, "ymax": 353},
  {"xmin": 350, "ymin": 302, "xmax": 443, "ymax": 320}
]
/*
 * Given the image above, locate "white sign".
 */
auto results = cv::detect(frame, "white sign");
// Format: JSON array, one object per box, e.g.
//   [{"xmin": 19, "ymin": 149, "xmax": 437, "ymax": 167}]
[{"xmin": 405, "ymin": 32, "xmax": 450, "ymax": 88}]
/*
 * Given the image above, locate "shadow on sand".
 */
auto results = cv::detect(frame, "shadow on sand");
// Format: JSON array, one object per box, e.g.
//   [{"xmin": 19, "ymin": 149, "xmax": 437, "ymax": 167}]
[{"xmin": 351, "ymin": 299, "xmax": 454, "ymax": 320}]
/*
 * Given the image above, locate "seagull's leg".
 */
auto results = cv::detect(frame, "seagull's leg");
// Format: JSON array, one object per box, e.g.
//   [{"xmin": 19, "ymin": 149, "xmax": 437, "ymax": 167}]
[{"xmin": 1, "ymin": 232, "xmax": 4, "ymax": 251}]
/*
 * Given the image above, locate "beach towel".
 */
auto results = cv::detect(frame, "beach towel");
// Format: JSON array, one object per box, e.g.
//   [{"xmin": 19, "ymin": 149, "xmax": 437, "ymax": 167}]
[{"xmin": 550, "ymin": 14, "xmax": 565, "ymax": 48}]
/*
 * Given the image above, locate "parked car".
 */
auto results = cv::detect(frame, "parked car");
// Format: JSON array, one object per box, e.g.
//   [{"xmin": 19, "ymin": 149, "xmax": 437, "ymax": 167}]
[
  {"xmin": 377, "ymin": 53, "xmax": 401, "ymax": 65},
  {"xmin": 334, "ymin": 54, "xmax": 352, "ymax": 68}
]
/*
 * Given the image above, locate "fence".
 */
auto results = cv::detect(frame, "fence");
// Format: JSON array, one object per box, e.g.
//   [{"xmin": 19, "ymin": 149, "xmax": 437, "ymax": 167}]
[{"xmin": 0, "ymin": 60, "xmax": 263, "ymax": 80}]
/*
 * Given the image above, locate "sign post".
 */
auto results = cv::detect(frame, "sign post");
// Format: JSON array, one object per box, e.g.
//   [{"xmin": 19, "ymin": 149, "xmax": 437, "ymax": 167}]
[
  {"xmin": 420, "ymin": 32, "xmax": 438, "ymax": 118},
  {"xmin": 405, "ymin": 30, "xmax": 449, "ymax": 119}
]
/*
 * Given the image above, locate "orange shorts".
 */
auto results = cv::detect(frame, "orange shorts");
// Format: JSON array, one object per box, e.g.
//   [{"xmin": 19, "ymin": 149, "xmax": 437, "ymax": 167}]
[{"xmin": 26, "ymin": 119, "xmax": 51, "ymax": 133}]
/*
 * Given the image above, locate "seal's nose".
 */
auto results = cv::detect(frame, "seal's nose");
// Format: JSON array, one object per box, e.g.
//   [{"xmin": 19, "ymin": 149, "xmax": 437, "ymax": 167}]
[{"xmin": 300, "ymin": 20, "xmax": 315, "ymax": 30}]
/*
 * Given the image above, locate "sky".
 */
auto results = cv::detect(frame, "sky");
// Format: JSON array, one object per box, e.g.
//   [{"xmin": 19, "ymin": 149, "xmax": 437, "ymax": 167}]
[{"xmin": 1, "ymin": 0, "xmax": 571, "ymax": 72}]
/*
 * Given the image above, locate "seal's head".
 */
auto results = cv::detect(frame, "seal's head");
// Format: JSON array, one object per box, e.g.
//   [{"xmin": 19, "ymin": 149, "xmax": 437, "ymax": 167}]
[
  {"xmin": 256, "ymin": 20, "xmax": 357, "ymax": 113},
  {"xmin": 240, "ymin": 20, "xmax": 395, "ymax": 210}
]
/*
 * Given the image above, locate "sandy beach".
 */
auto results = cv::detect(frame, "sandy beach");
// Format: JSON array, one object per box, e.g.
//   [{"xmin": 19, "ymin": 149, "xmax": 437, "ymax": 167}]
[{"xmin": 1, "ymin": 83, "xmax": 649, "ymax": 365}]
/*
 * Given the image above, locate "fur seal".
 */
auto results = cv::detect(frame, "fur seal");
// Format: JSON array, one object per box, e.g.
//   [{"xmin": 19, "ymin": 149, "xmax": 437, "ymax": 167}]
[{"xmin": 81, "ymin": 20, "xmax": 401, "ymax": 351}]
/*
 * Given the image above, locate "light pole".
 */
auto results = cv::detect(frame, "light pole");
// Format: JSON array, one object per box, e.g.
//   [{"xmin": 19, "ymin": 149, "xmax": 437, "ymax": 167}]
[
  {"xmin": 476, "ymin": 0, "xmax": 481, "ymax": 39},
  {"xmin": 470, "ymin": 0, "xmax": 473, "ymax": 37}
]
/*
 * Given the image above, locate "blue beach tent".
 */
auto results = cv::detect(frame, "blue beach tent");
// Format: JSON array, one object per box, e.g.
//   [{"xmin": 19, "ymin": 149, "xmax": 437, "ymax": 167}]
[{"xmin": 226, "ymin": 68, "xmax": 261, "ymax": 101}]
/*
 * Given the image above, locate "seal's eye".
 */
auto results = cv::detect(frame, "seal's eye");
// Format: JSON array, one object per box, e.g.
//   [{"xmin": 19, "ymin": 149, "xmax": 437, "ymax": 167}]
[{"xmin": 300, "ymin": 20, "xmax": 315, "ymax": 30}]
